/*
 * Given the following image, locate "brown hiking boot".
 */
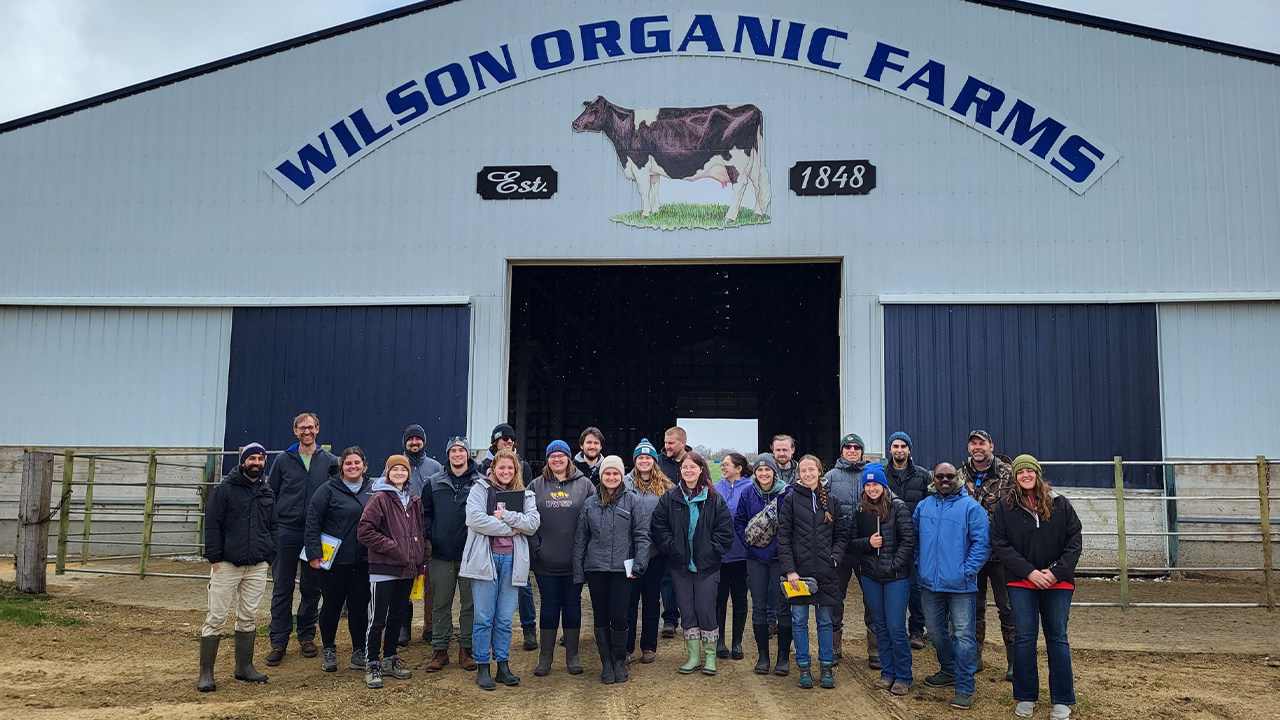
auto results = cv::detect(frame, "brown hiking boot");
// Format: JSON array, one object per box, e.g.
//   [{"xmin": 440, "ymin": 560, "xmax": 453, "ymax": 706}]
[
  {"xmin": 425, "ymin": 649, "xmax": 450, "ymax": 673},
  {"xmin": 299, "ymin": 639, "xmax": 319, "ymax": 658},
  {"xmin": 264, "ymin": 646, "xmax": 285, "ymax": 666},
  {"xmin": 459, "ymin": 646, "xmax": 478, "ymax": 671}
]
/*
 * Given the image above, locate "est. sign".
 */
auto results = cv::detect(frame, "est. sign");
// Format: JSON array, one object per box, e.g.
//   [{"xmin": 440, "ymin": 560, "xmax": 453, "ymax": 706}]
[
  {"xmin": 789, "ymin": 161, "xmax": 876, "ymax": 196},
  {"xmin": 476, "ymin": 165, "xmax": 558, "ymax": 200}
]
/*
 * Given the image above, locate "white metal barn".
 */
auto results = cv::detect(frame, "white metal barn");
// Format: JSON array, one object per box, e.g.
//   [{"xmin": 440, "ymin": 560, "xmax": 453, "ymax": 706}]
[{"xmin": 1, "ymin": 1, "xmax": 1277, "ymax": 556}]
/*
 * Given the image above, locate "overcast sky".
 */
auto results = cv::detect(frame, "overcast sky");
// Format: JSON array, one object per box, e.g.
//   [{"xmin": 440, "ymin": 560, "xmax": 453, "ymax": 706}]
[{"xmin": 1, "ymin": 0, "xmax": 1277, "ymax": 124}]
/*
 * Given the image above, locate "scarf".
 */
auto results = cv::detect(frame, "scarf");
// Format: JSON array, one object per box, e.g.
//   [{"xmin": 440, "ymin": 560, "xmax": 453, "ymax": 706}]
[{"xmin": 680, "ymin": 487, "xmax": 709, "ymax": 572}]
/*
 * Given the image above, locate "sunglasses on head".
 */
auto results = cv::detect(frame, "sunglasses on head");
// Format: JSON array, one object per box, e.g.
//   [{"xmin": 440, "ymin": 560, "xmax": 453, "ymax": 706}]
[{"xmin": 934, "ymin": 472, "xmax": 958, "ymax": 480}]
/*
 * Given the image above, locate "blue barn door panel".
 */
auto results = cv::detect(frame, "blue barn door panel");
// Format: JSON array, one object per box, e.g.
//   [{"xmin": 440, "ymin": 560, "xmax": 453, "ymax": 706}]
[
  {"xmin": 884, "ymin": 304, "xmax": 1162, "ymax": 489},
  {"xmin": 223, "ymin": 305, "xmax": 470, "ymax": 472}
]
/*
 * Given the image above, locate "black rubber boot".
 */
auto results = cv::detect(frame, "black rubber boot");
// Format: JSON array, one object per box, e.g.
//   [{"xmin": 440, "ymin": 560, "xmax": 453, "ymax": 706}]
[
  {"xmin": 476, "ymin": 663, "xmax": 496, "ymax": 691},
  {"xmin": 611, "ymin": 630, "xmax": 629, "ymax": 683},
  {"xmin": 1005, "ymin": 645, "xmax": 1015, "ymax": 682},
  {"xmin": 773, "ymin": 627, "xmax": 792, "ymax": 676},
  {"xmin": 563, "ymin": 628, "xmax": 583, "ymax": 675},
  {"xmin": 399, "ymin": 602, "xmax": 413, "ymax": 648},
  {"xmin": 595, "ymin": 631, "xmax": 616, "ymax": 684},
  {"xmin": 533, "ymin": 628, "xmax": 556, "ymax": 676},
  {"xmin": 752, "ymin": 624, "xmax": 771, "ymax": 674},
  {"xmin": 233, "ymin": 631, "xmax": 268, "ymax": 683},
  {"xmin": 522, "ymin": 625, "xmax": 538, "ymax": 651},
  {"xmin": 197, "ymin": 635, "xmax": 219, "ymax": 692},
  {"xmin": 496, "ymin": 660, "xmax": 520, "ymax": 686}
]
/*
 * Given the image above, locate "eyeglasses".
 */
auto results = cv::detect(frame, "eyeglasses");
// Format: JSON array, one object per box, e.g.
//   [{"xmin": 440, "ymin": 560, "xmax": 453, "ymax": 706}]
[{"xmin": 934, "ymin": 473, "xmax": 958, "ymax": 480}]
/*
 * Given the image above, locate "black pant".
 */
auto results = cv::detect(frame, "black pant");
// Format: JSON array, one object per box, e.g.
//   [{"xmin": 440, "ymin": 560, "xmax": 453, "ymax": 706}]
[
  {"xmin": 586, "ymin": 571, "xmax": 632, "ymax": 633},
  {"xmin": 367, "ymin": 578, "xmax": 412, "ymax": 664},
  {"xmin": 746, "ymin": 558, "xmax": 791, "ymax": 629},
  {"xmin": 716, "ymin": 560, "xmax": 748, "ymax": 645},
  {"xmin": 318, "ymin": 563, "xmax": 371, "ymax": 651},
  {"xmin": 977, "ymin": 560, "xmax": 1016, "ymax": 649},
  {"xmin": 628, "ymin": 554, "xmax": 666, "ymax": 653},
  {"xmin": 832, "ymin": 557, "xmax": 873, "ymax": 634},
  {"xmin": 269, "ymin": 526, "xmax": 322, "ymax": 648}
]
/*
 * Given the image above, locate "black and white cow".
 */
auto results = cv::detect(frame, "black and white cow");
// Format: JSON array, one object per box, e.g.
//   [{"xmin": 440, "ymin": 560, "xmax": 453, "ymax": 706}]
[{"xmin": 572, "ymin": 96, "xmax": 770, "ymax": 223}]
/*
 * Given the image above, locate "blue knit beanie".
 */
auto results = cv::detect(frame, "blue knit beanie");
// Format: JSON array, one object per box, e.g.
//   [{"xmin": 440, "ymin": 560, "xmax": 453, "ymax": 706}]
[
  {"xmin": 545, "ymin": 439, "xmax": 571, "ymax": 459},
  {"xmin": 888, "ymin": 431, "xmax": 912, "ymax": 449},
  {"xmin": 862, "ymin": 463, "xmax": 888, "ymax": 487},
  {"xmin": 633, "ymin": 438, "xmax": 659, "ymax": 460}
]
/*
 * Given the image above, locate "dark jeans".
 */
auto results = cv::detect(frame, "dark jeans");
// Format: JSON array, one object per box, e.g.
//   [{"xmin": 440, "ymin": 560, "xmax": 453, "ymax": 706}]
[
  {"xmin": 832, "ymin": 557, "xmax": 873, "ymax": 634},
  {"xmin": 716, "ymin": 560, "xmax": 748, "ymax": 645},
  {"xmin": 586, "ymin": 571, "xmax": 632, "ymax": 633},
  {"xmin": 977, "ymin": 561, "xmax": 1016, "ymax": 649},
  {"xmin": 661, "ymin": 566, "xmax": 679, "ymax": 625},
  {"xmin": 367, "ymin": 578, "xmax": 412, "ymax": 664},
  {"xmin": 317, "ymin": 562, "xmax": 370, "ymax": 651},
  {"xmin": 1009, "ymin": 587, "xmax": 1076, "ymax": 706},
  {"xmin": 861, "ymin": 575, "xmax": 912, "ymax": 684},
  {"xmin": 670, "ymin": 565, "xmax": 719, "ymax": 637},
  {"xmin": 923, "ymin": 589, "xmax": 979, "ymax": 695},
  {"xmin": 270, "ymin": 526, "xmax": 321, "ymax": 648},
  {"xmin": 908, "ymin": 568, "xmax": 926, "ymax": 638},
  {"xmin": 535, "ymin": 573, "xmax": 582, "ymax": 630},
  {"xmin": 520, "ymin": 583, "xmax": 536, "ymax": 627},
  {"xmin": 628, "ymin": 554, "xmax": 667, "ymax": 653},
  {"xmin": 746, "ymin": 558, "xmax": 791, "ymax": 629}
]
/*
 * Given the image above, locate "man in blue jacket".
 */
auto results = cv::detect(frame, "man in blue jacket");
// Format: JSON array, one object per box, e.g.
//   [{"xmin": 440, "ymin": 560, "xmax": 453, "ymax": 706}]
[
  {"xmin": 265, "ymin": 412, "xmax": 338, "ymax": 666},
  {"xmin": 914, "ymin": 462, "xmax": 991, "ymax": 711}
]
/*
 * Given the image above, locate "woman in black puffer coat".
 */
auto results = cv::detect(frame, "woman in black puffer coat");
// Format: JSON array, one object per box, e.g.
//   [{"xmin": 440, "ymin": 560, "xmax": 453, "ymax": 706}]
[
  {"xmin": 848, "ymin": 463, "xmax": 916, "ymax": 695},
  {"xmin": 777, "ymin": 455, "xmax": 847, "ymax": 690}
]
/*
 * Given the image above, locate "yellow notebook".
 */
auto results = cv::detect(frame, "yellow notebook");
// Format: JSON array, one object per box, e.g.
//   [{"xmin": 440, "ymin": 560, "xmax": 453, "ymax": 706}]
[
  {"xmin": 410, "ymin": 574, "xmax": 425, "ymax": 600},
  {"xmin": 781, "ymin": 578, "xmax": 817, "ymax": 598},
  {"xmin": 299, "ymin": 533, "xmax": 342, "ymax": 570}
]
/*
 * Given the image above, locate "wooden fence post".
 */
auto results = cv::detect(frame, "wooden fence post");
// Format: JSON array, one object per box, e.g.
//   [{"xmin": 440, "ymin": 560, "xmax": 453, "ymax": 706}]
[
  {"xmin": 1259, "ymin": 456, "xmax": 1274, "ymax": 612},
  {"xmin": 1114, "ymin": 456, "xmax": 1130, "ymax": 613},
  {"xmin": 81, "ymin": 458, "xmax": 95, "ymax": 565},
  {"xmin": 139, "ymin": 449, "xmax": 158, "ymax": 579},
  {"xmin": 16, "ymin": 450, "xmax": 56, "ymax": 593},
  {"xmin": 55, "ymin": 450, "xmax": 74, "ymax": 575}
]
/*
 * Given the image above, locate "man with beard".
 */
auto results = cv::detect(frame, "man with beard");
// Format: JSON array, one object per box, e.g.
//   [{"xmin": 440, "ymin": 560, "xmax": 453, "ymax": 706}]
[
  {"xmin": 771, "ymin": 435, "xmax": 799, "ymax": 486},
  {"xmin": 399, "ymin": 424, "xmax": 443, "ymax": 647},
  {"xmin": 424, "ymin": 437, "xmax": 484, "ymax": 672},
  {"xmin": 884, "ymin": 431, "xmax": 932, "ymax": 649},
  {"xmin": 955, "ymin": 430, "xmax": 1017, "ymax": 681},
  {"xmin": 198, "ymin": 443, "xmax": 273, "ymax": 692},
  {"xmin": 823, "ymin": 433, "xmax": 872, "ymax": 667},
  {"xmin": 574, "ymin": 426, "xmax": 605, "ymax": 486}
]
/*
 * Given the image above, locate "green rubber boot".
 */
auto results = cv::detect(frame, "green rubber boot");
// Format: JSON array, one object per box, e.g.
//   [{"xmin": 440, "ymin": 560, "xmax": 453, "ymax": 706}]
[
  {"xmin": 678, "ymin": 638, "xmax": 703, "ymax": 674},
  {"xmin": 702, "ymin": 641, "xmax": 717, "ymax": 676}
]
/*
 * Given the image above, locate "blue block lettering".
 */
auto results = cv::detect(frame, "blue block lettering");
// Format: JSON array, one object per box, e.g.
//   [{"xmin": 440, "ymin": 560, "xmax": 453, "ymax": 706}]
[
  {"xmin": 678, "ymin": 14, "xmax": 725, "ymax": 53},
  {"xmin": 865, "ymin": 42, "xmax": 909, "ymax": 81},
  {"xmin": 781, "ymin": 21, "xmax": 805, "ymax": 61},
  {"xmin": 897, "ymin": 60, "xmax": 946, "ymax": 106},
  {"xmin": 470, "ymin": 45, "xmax": 517, "ymax": 91},
  {"xmin": 581, "ymin": 21, "xmax": 624, "ymax": 61},
  {"xmin": 806, "ymin": 27, "xmax": 847, "ymax": 69},
  {"xmin": 329, "ymin": 120, "xmax": 362, "ymax": 157},
  {"xmin": 349, "ymin": 109, "xmax": 392, "ymax": 146},
  {"xmin": 531, "ymin": 29, "xmax": 575, "ymax": 70},
  {"xmin": 950, "ymin": 76, "xmax": 1006, "ymax": 128},
  {"xmin": 996, "ymin": 100, "xmax": 1067, "ymax": 160},
  {"xmin": 1050, "ymin": 135, "xmax": 1105, "ymax": 184},
  {"xmin": 630, "ymin": 16, "xmax": 671, "ymax": 54},
  {"xmin": 425, "ymin": 62, "xmax": 471, "ymax": 106},
  {"xmin": 386, "ymin": 81, "xmax": 428, "ymax": 126},
  {"xmin": 733, "ymin": 16, "xmax": 781, "ymax": 56},
  {"xmin": 275, "ymin": 134, "xmax": 338, "ymax": 191}
]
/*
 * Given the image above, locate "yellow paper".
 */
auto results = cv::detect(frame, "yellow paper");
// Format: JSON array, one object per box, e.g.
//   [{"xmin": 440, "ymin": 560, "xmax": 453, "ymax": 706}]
[
  {"xmin": 410, "ymin": 574, "xmax": 425, "ymax": 600},
  {"xmin": 319, "ymin": 541, "xmax": 336, "ymax": 565},
  {"xmin": 782, "ymin": 581, "xmax": 812, "ymax": 599}
]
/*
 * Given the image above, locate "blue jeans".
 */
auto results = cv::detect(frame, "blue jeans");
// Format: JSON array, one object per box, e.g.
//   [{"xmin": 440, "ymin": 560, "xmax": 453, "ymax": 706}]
[
  {"xmin": 534, "ymin": 573, "xmax": 583, "ymax": 630},
  {"xmin": 1009, "ymin": 586, "xmax": 1076, "ymax": 706},
  {"xmin": 471, "ymin": 554, "xmax": 520, "ymax": 663},
  {"xmin": 922, "ymin": 589, "xmax": 978, "ymax": 695},
  {"xmin": 519, "ymin": 584, "xmax": 536, "ymax": 627},
  {"xmin": 790, "ymin": 604, "xmax": 835, "ymax": 667},
  {"xmin": 861, "ymin": 575, "xmax": 913, "ymax": 685}
]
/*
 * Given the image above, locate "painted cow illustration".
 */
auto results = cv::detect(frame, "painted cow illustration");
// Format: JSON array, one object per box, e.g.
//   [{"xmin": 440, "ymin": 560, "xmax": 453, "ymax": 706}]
[{"xmin": 571, "ymin": 96, "xmax": 771, "ymax": 223}]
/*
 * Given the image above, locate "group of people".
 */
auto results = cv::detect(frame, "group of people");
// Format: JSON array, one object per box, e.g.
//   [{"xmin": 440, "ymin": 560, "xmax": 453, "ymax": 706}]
[{"xmin": 200, "ymin": 416, "xmax": 1082, "ymax": 719}]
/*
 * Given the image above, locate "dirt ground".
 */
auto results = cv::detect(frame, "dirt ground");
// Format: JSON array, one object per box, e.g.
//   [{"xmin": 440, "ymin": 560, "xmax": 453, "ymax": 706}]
[{"xmin": 1, "ymin": 560, "xmax": 1278, "ymax": 720}]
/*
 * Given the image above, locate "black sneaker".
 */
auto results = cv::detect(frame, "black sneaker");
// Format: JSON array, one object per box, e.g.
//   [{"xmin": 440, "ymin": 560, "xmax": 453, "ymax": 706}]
[
  {"xmin": 349, "ymin": 649, "xmax": 367, "ymax": 670},
  {"xmin": 924, "ymin": 671, "xmax": 957, "ymax": 687},
  {"xmin": 365, "ymin": 661, "xmax": 383, "ymax": 689},
  {"xmin": 661, "ymin": 623, "xmax": 677, "ymax": 639},
  {"xmin": 321, "ymin": 647, "xmax": 337, "ymax": 672},
  {"xmin": 950, "ymin": 692, "xmax": 974, "ymax": 710}
]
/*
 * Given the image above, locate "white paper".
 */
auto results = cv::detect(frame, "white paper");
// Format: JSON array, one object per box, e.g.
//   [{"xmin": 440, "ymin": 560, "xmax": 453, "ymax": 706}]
[{"xmin": 624, "ymin": 558, "xmax": 635, "ymax": 576}]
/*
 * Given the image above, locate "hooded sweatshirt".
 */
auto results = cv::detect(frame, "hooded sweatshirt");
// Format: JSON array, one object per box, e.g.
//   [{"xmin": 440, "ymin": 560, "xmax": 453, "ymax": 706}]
[
  {"xmin": 357, "ymin": 478, "xmax": 427, "ymax": 580},
  {"xmin": 404, "ymin": 425, "xmax": 444, "ymax": 497},
  {"xmin": 527, "ymin": 466, "xmax": 594, "ymax": 576}
]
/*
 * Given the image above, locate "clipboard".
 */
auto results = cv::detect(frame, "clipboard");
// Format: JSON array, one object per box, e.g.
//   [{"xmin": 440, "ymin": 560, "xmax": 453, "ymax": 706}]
[
  {"xmin": 780, "ymin": 576, "xmax": 818, "ymax": 598},
  {"xmin": 299, "ymin": 533, "xmax": 342, "ymax": 570},
  {"xmin": 495, "ymin": 490, "xmax": 525, "ymax": 514},
  {"xmin": 410, "ymin": 574, "xmax": 425, "ymax": 600}
]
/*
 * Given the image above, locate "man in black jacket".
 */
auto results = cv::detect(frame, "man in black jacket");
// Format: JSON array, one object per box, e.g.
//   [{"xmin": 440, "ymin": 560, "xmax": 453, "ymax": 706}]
[
  {"xmin": 265, "ymin": 412, "xmax": 338, "ymax": 666},
  {"xmin": 423, "ymin": 436, "xmax": 484, "ymax": 673},
  {"xmin": 573, "ymin": 426, "xmax": 604, "ymax": 486},
  {"xmin": 198, "ymin": 444, "xmax": 274, "ymax": 692},
  {"xmin": 400, "ymin": 423, "xmax": 443, "ymax": 648},
  {"xmin": 884, "ymin": 431, "xmax": 932, "ymax": 649}
]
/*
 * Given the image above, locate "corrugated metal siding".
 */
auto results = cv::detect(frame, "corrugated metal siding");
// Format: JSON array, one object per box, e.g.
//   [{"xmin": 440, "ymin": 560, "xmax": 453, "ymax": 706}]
[
  {"xmin": 883, "ymin": 304, "xmax": 1163, "ymax": 488},
  {"xmin": 0, "ymin": 307, "xmax": 231, "ymax": 446},
  {"xmin": 222, "ymin": 305, "xmax": 470, "ymax": 469},
  {"xmin": 1159, "ymin": 302, "xmax": 1280, "ymax": 458}
]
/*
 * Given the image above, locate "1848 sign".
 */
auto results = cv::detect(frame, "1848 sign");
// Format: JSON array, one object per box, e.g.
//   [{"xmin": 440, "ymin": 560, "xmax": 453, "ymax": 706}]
[
  {"xmin": 476, "ymin": 165, "xmax": 557, "ymax": 200},
  {"xmin": 789, "ymin": 161, "xmax": 876, "ymax": 196}
]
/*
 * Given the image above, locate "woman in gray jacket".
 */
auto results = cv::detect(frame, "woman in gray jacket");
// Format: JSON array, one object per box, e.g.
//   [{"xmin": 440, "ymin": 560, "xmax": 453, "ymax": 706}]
[
  {"xmin": 461, "ymin": 449, "xmax": 541, "ymax": 690},
  {"xmin": 573, "ymin": 455, "xmax": 651, "ymax": 685}
]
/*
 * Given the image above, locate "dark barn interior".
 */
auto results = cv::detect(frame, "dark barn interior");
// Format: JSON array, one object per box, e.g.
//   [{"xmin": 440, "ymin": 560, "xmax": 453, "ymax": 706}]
[{"xmin": 507, "ymin": 262, "xmax": 841, "ymax": 470}]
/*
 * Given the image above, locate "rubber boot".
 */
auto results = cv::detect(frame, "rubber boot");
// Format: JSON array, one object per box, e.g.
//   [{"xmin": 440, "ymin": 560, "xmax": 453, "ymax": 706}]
[
  {"xmin": 702, "ymin": 632, "xmax": 718, "ymax": 676},
  {"xmin": 533, "ymin": 628, "xmax": 556, "ymax": 676},
  {"xmin": 197, "ymin": 635, "xmax": 219, "ymax": 692},
  {"xmin": 563, "ymin": 628, "xmax": 584, "ymax": 675},
  {"xmin": 595, "ymin": 631, "xmax": 616, "ymax": 684},
  {"xmin": 476, "ymin": 663, "xmax": 496, "ymax": 691},
  {"xmin": 866, "ymin": 630, "xmax": 881, "ymax": 670},
  {"xmin": 611, "ymin": 630, "xmax": 629, "ymax": 683},
  {"xmin": 233, "ymin": 631, "xmax": 268, "ymax": 683},
  {"xmin": 679, "ymin": 638, "xmax": 703, "ymax": 674},
  {"xmin": 496, "ymin": 660, "xmax": 520, "ymax": 686},
  {"xmin": 1005, "ymin": 645, "xmax": 1015, "ymax": 682},
  {"xmin": 773, "ymin": 627, "xmax": 792, "ymax": 676},
  {"xmin": 832, "ymin": 629, "xmax": 843, "ymax": 665},
  {"xmin": 752, "ymin": 624, "xmax": 771, "ymax": 674}
]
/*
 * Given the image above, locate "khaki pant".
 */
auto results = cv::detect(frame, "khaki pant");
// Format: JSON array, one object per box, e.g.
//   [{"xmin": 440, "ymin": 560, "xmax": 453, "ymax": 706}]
[{"xmin": 203, "ymin": 561, "xmax": 270, "ymax": 637}]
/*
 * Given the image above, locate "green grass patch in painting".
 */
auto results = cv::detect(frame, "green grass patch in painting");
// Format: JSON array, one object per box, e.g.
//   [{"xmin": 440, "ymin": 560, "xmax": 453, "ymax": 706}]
[
  {"xmin": 611, "ymin": 203, "xmax": 770, "ymax": 230},
  {"xmin": 0, "ymin": 581, "xmax": 82, "ymax": 627}
]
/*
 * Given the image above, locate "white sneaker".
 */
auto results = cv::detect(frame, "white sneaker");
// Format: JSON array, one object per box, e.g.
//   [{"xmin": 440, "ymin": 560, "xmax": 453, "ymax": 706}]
[
  {"xmin": 1050, "ymin": 704, "xmax": 1072, "ymax": 720},
  {"xmin": 1015, "ymin": 701, "xmax": 1036, "ymax": 717}
]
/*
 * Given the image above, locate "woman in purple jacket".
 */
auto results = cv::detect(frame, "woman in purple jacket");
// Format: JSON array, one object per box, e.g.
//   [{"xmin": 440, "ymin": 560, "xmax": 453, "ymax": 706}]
[{"xmin": 733, "ymin": 454, "xmax": 792, "ymax": 675}]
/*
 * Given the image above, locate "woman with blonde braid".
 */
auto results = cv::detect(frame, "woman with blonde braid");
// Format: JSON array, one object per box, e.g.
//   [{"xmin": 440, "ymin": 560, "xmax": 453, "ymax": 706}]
[
  {"xmin": 778, "ymin": 455, "xmax": 848, "ymax": 690},
  {"xmin": 625, "ymin": 439, "xmax": 674, "ymax": 663}
]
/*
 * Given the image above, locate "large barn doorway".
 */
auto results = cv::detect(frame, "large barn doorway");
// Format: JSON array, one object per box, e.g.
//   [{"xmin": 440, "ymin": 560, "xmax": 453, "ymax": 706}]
[{"xmin": 507, "ymin": 262, "xmax": 841, "ymax": 467}]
